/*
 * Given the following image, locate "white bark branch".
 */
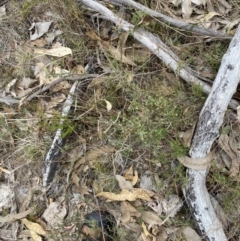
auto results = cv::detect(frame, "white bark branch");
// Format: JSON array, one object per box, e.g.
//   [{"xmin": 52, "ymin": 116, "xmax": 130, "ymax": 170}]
[
  {"xmin": 42, "ymin": 80, "xmax": 78, "ymax": 187},
  {"xmin": 79, "ymin": 0, "xmax": 239, "ymax": 109},
  {"xmin": 108, "ymin": 0, "xmax": 230, "ymax": 38},
  {"xmin": 183, "ymin": 25, "xmax": 240, "ymax": 241}
]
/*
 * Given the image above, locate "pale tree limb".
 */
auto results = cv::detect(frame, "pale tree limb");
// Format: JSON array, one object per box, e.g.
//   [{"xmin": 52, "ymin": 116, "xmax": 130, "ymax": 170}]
[
  {"xmin": 107, "ymin": 0, "xmax": 230, "ymax": 38},
  {"xmin": 79, "ymin": 0, "xmax": 239, "ymax": 108},
  {"xmin": 182, "ymin": 25, "xmax": 240, "ymax": 241}
]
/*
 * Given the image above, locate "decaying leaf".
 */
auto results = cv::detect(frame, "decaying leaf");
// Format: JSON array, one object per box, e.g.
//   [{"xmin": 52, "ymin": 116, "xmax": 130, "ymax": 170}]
[
  {"xmin": 142, "ymin": 222, "xmax": 156, "ymax": 241},
  {"xmin": 97, "ymin": 188, "xmax": 151, "ymax": 202},
  {"xmin": 104, "ymin": 99, "xmax": 112, "ymax": 111},
  {"xmin": 116, "ymin": 175, "xmax": 133, "ymax": 190},
  {"xmin": 29, "ymin": 22, "xmax": 52, "ymax": 40},
  {"xmin": 180, "ymin": 227, "xmax": 201, "ymax": 241},
  {"xmin": 21, "ymin": 218, "xmax": 46, "ymax": 235},
  {"xmin": 124, "ymin": 166, "xmax": 139, "ymax": 186},
  {"xmin": 120, "ymin": 202, "xmax": 131, "ymax": 224},
  {"xmin": 42, "ymin": 202, "xmax": 67, "ymax": 228},
  {"xmin": 141, "ymin": 211, "xmax": 163, "ymax": 226},
  {"xmin": 30, "ymin": 230, "xmax": 42, "ymax": 241},
  {"xmin": 179, "ymin": 122, "xmax": 197, "ymax": 147},
  {"xmin": 210, "ymin": 195, "xmax": 228, "ymax": 228},
  {"xmin": 124, "ymin": 222, "xmax": 142, "ymax": 233},
  {"xmin": 101, "ymin": 41, "xmax": 136, "ymax": 66},
  {"xmin": 132, "ymin": 170, "xmax": 139, "ymax": 186},
  {"xmin": 120, "ymin": 201, "xmax": 141, "ymax": 224},
  {"xmin": 125, "ymin": 166, "xmax": 134, "ymax": 180},
  {"xmin": 34, "ymin": 46, "xmax": 72, "ymax": 57},
  {"xmin": 46, "ymin": 93, "xmax": 67, "ymax": 111},
  {"xmin": 177, "ymin": 152, "xmax": 214, "ymax": 170},
  {"xmin": 218, "ymin": 134, "xmax": 239, "ymax": 176},
  {"xmin": 74, "ymin": 146, "xmax": 114, "ymax": 170}
]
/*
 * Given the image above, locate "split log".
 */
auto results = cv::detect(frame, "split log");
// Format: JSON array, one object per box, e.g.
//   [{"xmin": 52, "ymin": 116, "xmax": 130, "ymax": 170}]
[
  {"xmin": 182, "ymin": 25, "xmax": 240, "ymax": 240},
  {"xmin": 79, "ymin": 0, "xmax": 239, "ymax": 110}
]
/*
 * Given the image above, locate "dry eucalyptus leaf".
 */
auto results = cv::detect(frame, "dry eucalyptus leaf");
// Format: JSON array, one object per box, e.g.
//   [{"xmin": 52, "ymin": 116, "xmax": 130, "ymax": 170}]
[
  {"xmin": 117, "ymin": 31, "xmax": 129, "ymax": 51},
  {"xmin": 177, "ymin": 152, "xmax": 214, "ymax": 170},
  {"xmin": 101, "ymin": 41, "xmax": 136, "ymax": 66},
  {"xmin": 218, "ymin": 134, "xmax": 239, "ymax": 176},
  {"xmin": 120, "ymin": 202, "xmax": 131, "ymax": 224},
  {"xmin": 120, "ymin": 201, "xmax": 141, "ymax": 224},
  {"xmin": 210, "ymin": 195, "xmax": 228, "ymax": 228},
  {"xmin": 21, "ymin": 218, "xmax": 46, "ymax": 235},
  {"xmin": 29, "ymin": 22, "xmax": 52, "ymax": 41},
  {"xmin": 179, "ymin": 122, "xmax": 197, "ymax": 147},
  {"xmin": 30, "ymin": 230, "xmax": 42, "ymax": 241},
  {"xmin": 124, "ymin": 222, "xmax": 142, "ymax": 233},
  {"xmin": 104, "ymin": 99, "xmax": 112, "ymax": 111},
  {"xmin": 74, "ymin": 146, "xmax": 114, "ymax": 170},
  {"xmin": 31, "ymin": 38, "xmax": 48, "ymax": 47},
  {"xmin": 180, "ymin": 227, "xmax": 201, "ymax": 241},
  {"xmin": 142, "ymin": 222, "xmax": 156, "ymax": 241},
  {"xmin": 229, "ymin": 133, "xmax": 240, "ymax": 176},
  {"xmin": 34, "ymin": 46, "xmax": 72, "ymax": 57},
  {"xmin": 125, "ymin": 166, "xmax": 133, "ymax": 180},
  {"xmin": 86, "ymin": 30, "xmax": 101, "ymax": 41},
  {"xmin": 97, "ymin": 188, "xmax": 151, "ymax": 202},
  {"xmin": 132, "ymin": 170, "xmax": 139, "ymax": 186},
  {"xmin": 116, "ymin": 175, "xmax": 133, "ymax": 190},
  {"xmin": 141, "ymin": 211, "xmax": 163, "ymax": 226},
  {"xmin": 42, "ymin": 202, "xmax": 67, "ymax": 228}
]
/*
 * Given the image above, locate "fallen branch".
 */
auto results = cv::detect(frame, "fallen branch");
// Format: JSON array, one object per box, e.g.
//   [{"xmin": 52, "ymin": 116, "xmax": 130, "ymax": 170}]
[
  {"xmin": 107, "ymin": 0, "xmax": 230, "ymax": 38},
  {"xmin": 42, "ymin": 73, "xmax": 98, "ymax": 187},
  {"xmin": 79, "ymin": 0, "xmax": 239, "ymax": 110},
  {"xmin": 182, "ymin": 25, "xmax": 240, "ymax": 241},
  {"xmin": 42, "ymin": 80, "xmax": 78, "ymax": 187}
]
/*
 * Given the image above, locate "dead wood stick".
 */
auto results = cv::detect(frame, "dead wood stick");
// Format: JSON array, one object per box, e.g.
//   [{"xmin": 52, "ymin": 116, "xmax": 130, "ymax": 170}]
[
  {"xmin": 42, "ymin": 73, "xmax": 99, "ymax": 186},
  {"xmin": 79, "ymin": 0, "xmax": 239, "ymax": 110},
  {"xmin": 107, "ymin": 0, "xmax": 230, "ymax": 39},
  {"xmin": 42, "ymin": 80, "xmax": 78, "ymax": 187},
  {"xmin": 182, "ymin": 25, "xmax": 240, "ymax": 241}
]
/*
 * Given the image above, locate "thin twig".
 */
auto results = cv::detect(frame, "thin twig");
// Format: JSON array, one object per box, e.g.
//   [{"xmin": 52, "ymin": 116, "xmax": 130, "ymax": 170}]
[{"xmin": 26, "ymin": 74, "xmax": 98, "ymax": 102}]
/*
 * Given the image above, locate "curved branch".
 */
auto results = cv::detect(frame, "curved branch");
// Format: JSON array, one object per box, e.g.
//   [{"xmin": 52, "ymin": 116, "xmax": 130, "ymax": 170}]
[{"xmin": 183, "ymin": 25, "xmax": 240, "ymax": 240}]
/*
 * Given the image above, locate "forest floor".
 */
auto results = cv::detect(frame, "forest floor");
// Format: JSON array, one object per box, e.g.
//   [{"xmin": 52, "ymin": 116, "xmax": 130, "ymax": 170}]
[{"xmin": 0, "ymin": 0, "xmax": 240, "ymax": 240}]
